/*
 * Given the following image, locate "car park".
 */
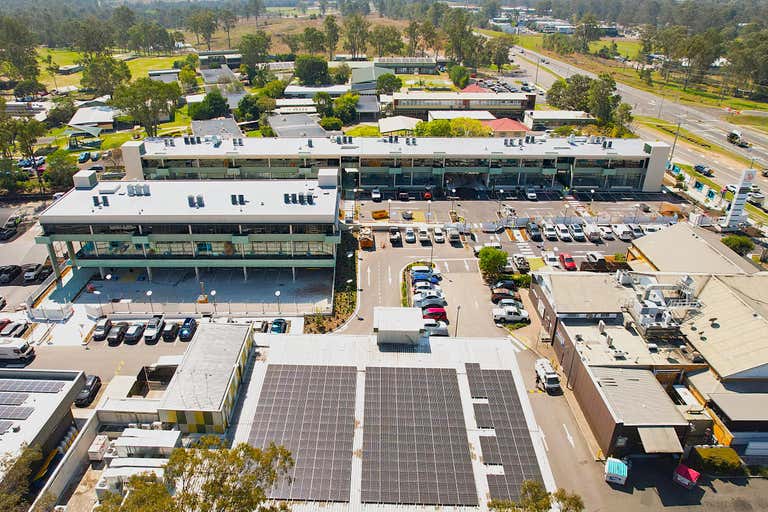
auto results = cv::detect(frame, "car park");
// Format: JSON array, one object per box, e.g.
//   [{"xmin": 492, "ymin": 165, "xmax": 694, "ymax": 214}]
[
  {"xmin": 270, "ymin": 318, "xmax": 287, "ymax": 334},
  {"xmin": 414, "ymin": 296, "xmax": 447, "ymax": 309},
  {"xmin": 568, "ymin": 224, "xmax": 586, "ymax": 242},
  {"xmin": 559, "ymin": 253, "xmax": 577, "ymax": 271},
  {"xmin": 418, "ymin": 228, "xmax": 430, "ymax": 243},
  {"xmin": 92, "ymin": 318, "xmax": 112, "ymax": 341},
  {"xmin": 598, "ymin": 226, "xmax": 614, "ymax": 240},
  {"xmin": 542, "ymin": 223, "xmax": 558, "ymax": 241},
  {"xmin": 423, "ymin": 318, "xmax": 449, "ymax": 336},
  {"xmin": 473, "ymin": 241, "xmax": 502, "ymax": 256},
  {"xmin": 491, "ymin": 279, "xmax": 518, "ymax": 290},
  {"xmin": 586, "ymin": 251, "xmax": 606, "ymax": 264},
  {"xmin": 74, "ymin": 375, "xmax": 102, "ymax": 407},
  {"xmin": 179, "ymin": 318, "xmax": 197, "ymax": 341},
  {"xmin": 526, "ymin": 222, "xmax": 542, "ymax": 241},
  {"xmin": 107, "ymin": 323, "xmax": 128, "ymax": 345},
  {"xmin": 433, "ymin": 227, "xmax": 445, "ymax": 243},
  {"xmin": 162, "ymin": 322, "xmax": 179, "ymax": 342},
  {"xmin": 404, "ymin": 228, "xmax": 416, "ymax": 243},
  {"xmin": 143, "ymin": 316, "xmax": 164, "ymax": 343},
  {"xmin": 555, "ymin": 224, "xmax": 572, "ymax": 241},
  {"xmin": 389, "ymin": 227, "xmax": 401, "ymax": 244},
  {"xmin": 413, "ymin": 281, "xmax": 440, "ymax": 293},
  {"xmin": 124, "ymin": 323, "xmax": 145, "ymax": 343},
  {"xmin": 22, "ymin": 264, "xmax": 43, "ymax": 282},
  {"xmin": 422, "ymin": 307, "xmax": 448, "ymax": 322},
  {"xmin": 491, "ymin": 288, "xmax": 519, "ymax": 303},
  {"xmin": 611, "ymin": 224, "xmax": 633, "ymax": 241},
  {"xmin": 0, "ymin": 265, "xmax": 21, "ymax": 284}
]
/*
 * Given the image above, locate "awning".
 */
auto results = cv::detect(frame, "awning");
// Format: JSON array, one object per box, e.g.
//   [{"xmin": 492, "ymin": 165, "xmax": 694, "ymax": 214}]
[{"xmin": 638, "ymin": 426, "xmax": 683, "ymax": 454}]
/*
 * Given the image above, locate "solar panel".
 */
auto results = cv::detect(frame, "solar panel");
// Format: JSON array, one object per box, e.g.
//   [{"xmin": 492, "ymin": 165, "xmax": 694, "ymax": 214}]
[
  {"xmin": 362, "ymin": 367, "xmax": 478, "ymax": 506},
  {"xmin": 0, "ymin": 421, "xmax": 12, "ymax": 434},
  {"xmin": 466, "ymin": 364, "xmax": 543, "ymax": 502},
  {"xmin": 0, "ymin": 406, "xmax": 33, "ymax": 420},
  {"xmin": 0, "ymin": 379, "xmax": 64, "ymax": 394},
  {"xmin": 248, "ymin": 364, "xmax": 356, "ymax": 502},
  {"xmin": 0, "ymin": 393, "xmax": 29, "ymax": 405}
]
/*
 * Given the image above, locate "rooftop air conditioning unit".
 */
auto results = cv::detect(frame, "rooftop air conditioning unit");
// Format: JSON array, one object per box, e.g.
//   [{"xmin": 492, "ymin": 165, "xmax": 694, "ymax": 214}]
[{"xmin": 598, "ymin": 319, "xmax": 606, "ymax": 334}]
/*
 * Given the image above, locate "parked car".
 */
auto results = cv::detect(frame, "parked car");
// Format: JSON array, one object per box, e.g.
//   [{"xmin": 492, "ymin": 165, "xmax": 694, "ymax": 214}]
[
  {"xmin": 497, "ymin": 298, "xmax": 524, "ymax": 309},
  {"xmin": 492, "ymin": 306, "xmax": 530, "ymax": 323},
  {"xmin": 179, "ymin": 317, "xmax": 197, "ymax": 341},
  {"xmin": 0, "ymin": 296, "xmax": 6, "ymax": 310},
  {"xmin": 412, "ymin": 272, "xmax": 440, "ymax": 284},
  {"xmin": 0, "ymin": 265, "xmax": 21, "ymax": 284},
  {"xmin": 491, "ymin": 288, "xmax": 518, "ymax": 303},
  {"xmin": 401, "ymin": 210, "xmax": 414, "ymax": 220},
  {"xmin": 143, "ymin": 316, "xmax": 164, "ymax": 343},
  {"xmin": 491, "ymin": 280, "xmax": 518, "ymax": 290},
  {"xmin": 583, "ymin": 224, "xmax": 602, "ymax": 243},
  {"xmin": 512, "ymin": 254, "xmax": 530, "ymax": 273},
  {"xmin": 586, "ymin": 251, "xmax": 606, "ymax": 264},
  {"xmin": 0, "ymin": 227, "xmax": 17, "ymax": 241},
  {"xmin": 107, "ymin": 323, "xmax": 128, "ymax": 345},
  {"xmin": 74, "ymin": 375, "xmax": 102, "ymax": 407},
  {"xmin": 270, "ymin": 318, "xmax": 287, "ymax": 334},
  {"xmin": 77, "ymin": 152, "xmax": 91, "ymax": 164},
  {"xmin": 91, "ymin": 152, "xmax": 101, "ymax": 162},
  {"xmin": 92, "ymin": 318, "xmax": 112, "ymax": 341},
  {"xmin": 404, "ymin": 227, "xmax": 416, "ymax": 243},
  {"xmin": 124, "ymin": 323, "xmax": 145, "ymax": 343},
  {"xmin": 422, "ymin": 307, "xmax": 448, "ymax": 322},
  {"xmin": 423, "ymin": 318, "xmax": 449, "ymax": 336},
  {"xmin": 162, "ymin": 322, "xmax": 179, "ymax": 342},
  {"xmin": 543, "ymin": 251, "xmax": 559, "ymax": 268},
  {"xmin": 526, "ymin": 188, "xmax": 538, "ymax": 200},
  {"xmin": 413, "ymin": 290, "xmax": 446, "ymax": 303},
  {"xmin": 87, "ymin": 165, "xmax": 104, "ymax": 172},
  {"xmin": 611, "ymin": 224, "xmax": 633, "ymax": 241},
  {"xmin": 22, "ymin": 263, "xmax": 43, "ymax": 282},
  {"xmin": 694, "ymin": 164, "xmax": 714, "ymax": 176},
  {"xmin": 0, "ymin": 337, "xmax": 34, "ymax": 362},
  {"xmin": 568, "ymin": 224, "xmax": 586, "ymax": 242},
  {"xmin": 0, "ymin": 322, "xmax": 21, "ymax": 337},
  {"xmin": 725, "ymin": 184, "xmax": 737, "ymax": 193},
  {"xmin": 433, "ymin": 227, "xmax": 445, "ymax": 243},
  {"xmin": 628, "ymin": 224, "xmax": 644, "ymax": 238},
  {"xmin": 371, "ymin": 188, "xmax": 382, "ymax": 202},
  {"xmin": 542, "ymin": 223, "xmax": 558, "ymax": 241},
  {"xmin": 598, "ymin": 226, "xmax": 615, "ymax": 240},
  {"xmin": 559, "ymin": 253, "xmax": 577, "ymax": 271},
  {"xmin": 389, "ymin": 226, "xmax": 401, "ymax": 244},
  {"xmin": 413, "ymin": 281, "xmax": 440, "ymax": 293},
  {"xmin": 418, "ymin": 228, "xmax": 430, "ymax": 243},
  {"xmin": 410, "ymin": 266, "xmax": 441, "ymax": 279},
  {"xmin": 526, "ymin": 222, "xmax": 542, "ymax": 241},
  {"xmin": 555, "ymin": 224, "xmax": 572, "ymax": 241}
]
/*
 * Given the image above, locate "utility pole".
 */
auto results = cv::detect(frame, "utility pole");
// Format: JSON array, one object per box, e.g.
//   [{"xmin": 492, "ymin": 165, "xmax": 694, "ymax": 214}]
[{"xmin": 669, "ymin": 120, "xmax": 682, "ymax": 162}]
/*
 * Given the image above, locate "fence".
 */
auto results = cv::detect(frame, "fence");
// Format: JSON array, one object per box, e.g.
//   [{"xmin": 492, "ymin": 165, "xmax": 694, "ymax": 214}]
[
  {"xmin": 85, "ymin": 300, "xmax": 331, "ymax": 318},
  {"xmin": 27, "ymin": 303, "xmax": 74, "ymax": 322}
]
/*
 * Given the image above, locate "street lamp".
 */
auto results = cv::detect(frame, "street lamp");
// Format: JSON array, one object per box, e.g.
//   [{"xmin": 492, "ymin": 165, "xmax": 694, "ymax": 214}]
[
  {"xmin": 146, "ymin": 290, "xmax": 153, "ymax": 313},
  {"xmin": 93, "ymin": 290, "xmax": 104, "ymax": 316},
  {"xmin": 498, "ymin": 188, "xmax": 504, "ymax": 217},
  {"xmin": 210, "ymin": 289, "xmax": 217, "ymax": 314},
  {"xmin": 590, "ymin": 189, "xmax": 595, "ymax": 213},
  {"xmin": 427, "ymin": 200, "xmax": 432, "ymax": 223},
  {"xmin": 455, "ymin": 305, "xmax": 461, "ymax": 337},
  {"xmin": 633, "ymin": 203, "xmax": 640, "ymax": 223},
  {"xmin": 388, "ymin": 198, "xmax": 392, "ymax": 219},
  {"xmin": 563, "ymin": 203, "xmax": 570, "ymax": 223},
  {"xmin": 451, "ymin": 188, "xmax": 457, "ymax": 212},
  {"xmin": 275, "ymin": 290, "xmax": 281, "ymax": 313}
]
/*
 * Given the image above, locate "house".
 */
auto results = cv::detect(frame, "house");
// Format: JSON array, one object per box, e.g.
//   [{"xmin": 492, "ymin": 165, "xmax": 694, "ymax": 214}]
[
  {"xmin": 68, "ymin": 105, "xmax": 119, "ymax": 132},
  {"xmin": 481, "ymin": 118, "xmax": 530, "ymax": 138}
]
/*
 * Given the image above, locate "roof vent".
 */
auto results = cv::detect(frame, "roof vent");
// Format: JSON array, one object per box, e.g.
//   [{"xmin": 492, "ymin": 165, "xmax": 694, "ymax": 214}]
[
  {"xmin": 127, "ymin": 185, "xmax": 136, "ymax": 196},
  {"xmin": 298, "ymin": 193, "xmax": 306, "ymax": 204},
  {"xmin": 143, "ymin": 184, "xmax": 151, "ymax": 196},
  {"xmin": 307, "ymin": 195, "xmax": 314, "ymax": 205},
  {"xmin": 308, "ymin": 139, "xmax": 313, "ymax": 148},
  {"xmin": 92, "ymin": 196, "xmax": 100, "ymax": 207},
  {"xmin": 196, "ymin": 194, "xmax": 204, "ymax": 207},
  {"xmin": 291, "ymin": 193, "xmax": 297, "ymax": 204},
  {"xmin": 284, "ymin": 193, "xmax": 290, "ymax": 204},
  {"xmin": 238, "ymin": 194, "xmax": 245, "ymax": 205}
]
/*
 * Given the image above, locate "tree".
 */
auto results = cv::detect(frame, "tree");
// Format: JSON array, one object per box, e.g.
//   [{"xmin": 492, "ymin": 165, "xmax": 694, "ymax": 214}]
[
  {"xmin": 419, "ymin": 21, "xmax": 438, "ymax": 57},
  {"xmin": 313, "ymin": 91, "xmax": 334, "ymax": 117},
  {"xmin": 303, "ymin": 27, "xmax": 326, "ymax": 54},
  {"xmin": 47, "ymin": 96, "xmax": 77, "ymax": 126},
  {"xmin": 295, "ymin": 55, "xmax": 330, "ymax": 85},
  {"xmin": 0, "ymin": 16, "xmax": 39, "ymax": 80},
  {"xmin": 490, "ymin": 483, "xmax": 584, "ymax": 512},
  {"xmin": 488, "ymin": 35, "xmax": 516, "ymax": 72},
  {"xmin": 331, "ymin": 63, "xmax": 351, "ymax": 84},
  {"xmin": 43, "ymin": 150, "xmax": 78, "ymax": 189},
  {"xmin": 239, "ymin": 32, "xmax": 272, "ymax": 68},
  {"xmin": 279, "ymin": 34, "xmax": 303, "ymax": 54},
  {"xmin": 189, "ymin": 89, "xmax": 230, "ymax": 120},
  {"xmin": 248, "ymin": 0, "xmax": 265, "ymax": 23},
  {"xmin": 614, "ymin": 102, "xmax": 633, "ymax": 132},
  {"xmin": 43, "ymin": 54, "xmax": 60, "ymax": 92},
  {"xmin": 721, "ymin": 234, "xmax": 754, "ymax": 256},
  {"xmin": 236, "ymin": 94, "xmax": 274, "ymax": 121},
  {"xmin": 343, "ymin": 14, "xmax": 370, "ymax": 59},
  {"xmin": 551, "ymin": 488, "xmax": 585, "ymax": 512},
  {"xmin": 319, "ymin": 0, "xmax": 328, "ymax": 15},
  {"xmin": 333, "ymin": 92, "xmax": 360, "ymax": 124},
  {"xmin": 80, "ymin": 55, "xmax": 132, "ymax": 97},
  {"xmin": 369, "ymin": 25, "xmax": 403, "ymax": 57},
  {"xmin": 376, "ymin": 73, "xmax": 402, "ymax": 94},
  {"xmin": 13, "ymin": 80, "xmax": 43, "ymax": 100},
  {"xmin": 546, "ymin": 74, "xmax": 593, "ymax": 112},
  {"xmin": 574, "ymin": 14, "xmax": 600, "ymax": 53},
  {"xmin": 449, "ymin": 118, "xmax": 492, "ymax": 137},
  {"xmin": 414, "ymin": 119, "xmax": 451, "ymax": 136},
  {"xmin": 220, "ymin": 10, "xmax": 238, "ymax": 49},
  {"xmin": 478, "ymin": 246, "xmax": 508, "ymax": 281},
  {"xmin": 406, "ymin": 20, "xmax": 420, "ymax": 56},
  {"xmin": 73, "ymin": 17, "xmax": 114, "ymax": 56},
  {"xmin": 198, "ymin": 10, "xmax": 219, "ymax": 51},
  {"xmin": 324, "ymin": 16, "xmax": 341, "ymax": 60},
  {"xmin": 95, "ymin": 436, "xmax": 292, "ymax": 512},
  {"xmin": 587, "ymin": 74, "xmax": 620, "ymax": 125},
  {"xmin": 112, "ymin": 78, "xmax": 181, "ymax": 137},
  {"xmin": 262, "ymin": 79, "xmax": 287, "ymax": 98},
  {"xmin": 448, "ymin": 65, "xmax": 470, "ymax": 88},
  {"xmin": 179, "ymin": 66, "xmax": 198, "ymax": 93},
  {"xmin": 442, "ymin": 8, "xmax": 473, "ymax": 64},
  {"xmin": 0, "ymin": 159, "xmax": 25, "ymax": 195},
  {"xmin": 111, "ymin": 6, "xmax": 136, "ymax": 50},
  {"xmin": 320, "ymin": 116, "xmax": 343, "ymax": 130},
  {"xmin": 0, "ymin": 445, "xmax": 44, "ymax": 511}
]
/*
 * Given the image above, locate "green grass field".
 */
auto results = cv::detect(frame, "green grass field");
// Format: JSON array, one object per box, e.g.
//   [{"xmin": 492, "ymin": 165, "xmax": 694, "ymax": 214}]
[
  {"xmin": 725, "ymin": 114, "xmax": 768, "ymax": 134},
  {"xmin": 345, "ymin": 125, "xmax": 380, "ymax": 137}
]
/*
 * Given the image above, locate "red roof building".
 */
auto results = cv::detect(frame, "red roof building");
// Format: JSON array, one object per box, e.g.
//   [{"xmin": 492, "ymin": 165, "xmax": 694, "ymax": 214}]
[
  {"xmin": 461, "ymin": 83, "xmax": 491, "ymax": 93},
  {"xmin": 481, "ymin": 118, "xmax": 530, "ymax": 137}
]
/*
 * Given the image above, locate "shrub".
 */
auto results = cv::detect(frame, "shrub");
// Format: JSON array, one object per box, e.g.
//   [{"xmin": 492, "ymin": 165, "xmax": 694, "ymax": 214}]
[
  {"xmin": 479, "ymin": 247, "xmax": 508, "ymax": 281},
  {"xmin": 721, "ymin": 234, "xmax": 754, "ymax": 256},
  {"xmin": 320, "ymin": 116, "xmax": 342, "ymax": 130},
  {"xmin": 689, "ymin": 447, "xmax": 744, "ymax": 476}
]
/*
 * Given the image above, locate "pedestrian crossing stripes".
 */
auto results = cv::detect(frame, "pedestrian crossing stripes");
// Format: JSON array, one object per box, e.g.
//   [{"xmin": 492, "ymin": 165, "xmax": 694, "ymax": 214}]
[{"xmin": 515, "ymin": 242, "xmax": 535, "ymax": 256}]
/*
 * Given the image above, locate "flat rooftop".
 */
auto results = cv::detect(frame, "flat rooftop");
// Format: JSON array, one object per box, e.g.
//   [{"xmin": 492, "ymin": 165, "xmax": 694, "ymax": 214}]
[
  {"xmin": 525, "ymin": 110, "xmax": 594, "ymax": 120},
  {"xmin": 429, "ymin": 110, "xmax": 496, "ymax": 120},
  {"xmin": 132, "ymin": 136, "xmax": 664, "ymax": 160},
  {"xmin": 39, "ymin": 179, "xmax": 339, "ymax": 225},
  {"xmin": 536, "ymin": 272, "xmax": 635, "ymax": 314},
  {"xmin": 373, "ymin": 307, "xmax": 426, "ymax": 332},
  {"xmin": 159, "ymin": 323, "xmax": 250, "ymax": 413},
  {"xmin": 268, "ymin": 113, "xmax": 327, "ymax": 138},
  {"xmin": 393, "ymin": 91, "xmax": 531, "ymax": 101}
]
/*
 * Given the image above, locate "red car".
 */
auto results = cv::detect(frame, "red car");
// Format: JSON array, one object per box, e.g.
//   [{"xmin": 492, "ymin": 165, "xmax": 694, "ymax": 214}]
[{"xmin": 559, "ymin": 252, "xmax": 577, "ymax": 271}]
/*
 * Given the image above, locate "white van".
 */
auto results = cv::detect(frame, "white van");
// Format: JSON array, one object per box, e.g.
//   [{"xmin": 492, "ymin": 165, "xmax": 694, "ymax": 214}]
[
  {"xmin": 583, "ymin": 224, "xmax": 602, "ymax": 243},
  {"xmin": 535, "ymin": 358, "xmax": 561, "ymax": 393},
  {"xmin": 0, "ymin": 337, "xmax": 35, "ymax": 362},
  {"xmin": 611, "ymin": 224, "xmax": 633, "ymax": 241}
]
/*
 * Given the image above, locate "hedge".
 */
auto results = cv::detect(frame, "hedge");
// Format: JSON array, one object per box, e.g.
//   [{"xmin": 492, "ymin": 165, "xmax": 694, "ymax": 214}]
[{"xmin": 689, "ymin": 446, "xmax": 745, "ymax": 476}]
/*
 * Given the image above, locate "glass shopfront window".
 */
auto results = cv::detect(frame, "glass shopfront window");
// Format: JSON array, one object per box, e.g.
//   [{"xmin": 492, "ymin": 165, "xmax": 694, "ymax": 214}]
[
  {"xmin": 148, "ymin": 241, "xmax": 194, "ymax": 257},
  {"xmin": 195, "ymin": 241, "xmax": 240, "ymax": 257},
  {"xmin": 140, "ymin": 224, "xmax": 190, "ymax": 235},
  {"xmin": 240, "ymin": 224, "xmax": 290, "ymax": 235},
  {"xmin": 91, "ymin": 224, "xmax": 138, "ymax": 235},
  {"xmin": 191, "ymin": 224, "xmax": 240, "ymax": 235}
]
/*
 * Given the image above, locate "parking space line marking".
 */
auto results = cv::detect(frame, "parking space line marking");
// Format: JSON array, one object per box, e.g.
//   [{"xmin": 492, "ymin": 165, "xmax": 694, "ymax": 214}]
[
  {"xmin": 367, "ymin": 267, "xmax": 371, "ymax": 288},
  {"xmin": 387, "ymin": 265, "xmax": 392, "ymax": 286},
  {"xmin": 541, "ymin": 431, "xmax": 549, "ymax": 452},
  {"xmin": 443, "ymin": 261, "xmax": 450, "ymax": 273},
  {"xmin": 464, "ymin": 259, "xmax": 470, "ymax": 271}
]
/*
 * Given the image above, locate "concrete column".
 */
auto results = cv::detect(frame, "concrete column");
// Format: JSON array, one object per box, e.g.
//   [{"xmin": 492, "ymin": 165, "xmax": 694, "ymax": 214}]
[
  {"xmin": 99, "ymin": 267, "xmax": 105, "ymax": 279},
  {"xmin": 146, "ymin": 267, "xmax": 153, "ymax": 282},
  {"xmin": 65, "ymin": 241, "xmax": 76, "ymax": 264},
  {"xmin": 292, "ymin": 267, "xmax": 296, "ymax": 282},
  {"xmin": 194, "ymin": 267, "xmax": 200, "ymax": 281},
  {"xmin": 243, "ymin": 267, "xmax": 248, "ymax": 281},
  {"xmin": 46, "ymin": 243, "xmax": 61, "ymax": 280}
]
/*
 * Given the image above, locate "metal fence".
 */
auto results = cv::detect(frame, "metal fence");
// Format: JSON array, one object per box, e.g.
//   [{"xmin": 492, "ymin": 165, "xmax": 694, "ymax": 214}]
[{"xmin": 85, "ymin": 300, "xmax": 331, "ymax": 318}]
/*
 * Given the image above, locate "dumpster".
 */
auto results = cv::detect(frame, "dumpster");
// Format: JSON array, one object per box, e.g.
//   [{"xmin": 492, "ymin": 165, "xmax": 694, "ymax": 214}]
[
  {"xmin": 604, "ymin": 457, "xmax": 628, "ymax": 485},
  {"xmin": 672, "ymin": 464, "xmax": 700, "ymax": 489}
]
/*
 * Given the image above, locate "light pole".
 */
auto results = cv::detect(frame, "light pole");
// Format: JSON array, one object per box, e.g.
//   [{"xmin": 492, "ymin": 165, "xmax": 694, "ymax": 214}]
[
  {"xmin": 534, "ymin": 58, "xmax": 541, "ymax": 85},
  {"xmin": 94, "ymin": 290, "xmax": 104, "ymax": 317},
  {"xmin": 451, "ymin": 188, "xmax": 457, "ymax": 212},
  {"xmin": 105, "ymin": 273, "xmax": 112, "ymax": 302},
  {"xmin": 427, "ymin": 200, "xmax": 432, "ymax": 223},
  {"xmin": 590, "ymin": 188, "xmax": 595, "ymax": 214},
  {"xmin": 210, "ymin": 289, "xmax": 217, "ymax": 315},
  {"xmin": 455, "ymin": 305, "xmax": 461, "ymax": 336},
  {"xmin": 429, "ymin": 239, "xmax": 434, "ymax": 266},
  {"xmin": 387, "ymin": 198, "xmax": 392, "ymax": 219},
  {"xmin": 498, "ymin": 188, "xmax": 504, "ymax": 217},
  {"xmin": 146, "ymin": 290, "xmax": 153, "ymax": 313},
  {"xmin": 275, "ymin": 290, "xmax": 281, "ymax": 314},
  {"xmin": 670, "ymin": 118, "xmax": 682, "ymax": 162},
  {"xmin": 563, "ymin": 203, "xmax": 570, "ymax": 223},
  {"xmin": 633, "ymin": 203, "xmax": 640, "ymax": 223}
]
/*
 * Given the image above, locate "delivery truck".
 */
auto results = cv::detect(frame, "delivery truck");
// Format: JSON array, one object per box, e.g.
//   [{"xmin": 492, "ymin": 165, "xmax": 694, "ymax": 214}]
[{"xmin": 0, "ymin": 337, "xmax": 35, "ymax": 362}]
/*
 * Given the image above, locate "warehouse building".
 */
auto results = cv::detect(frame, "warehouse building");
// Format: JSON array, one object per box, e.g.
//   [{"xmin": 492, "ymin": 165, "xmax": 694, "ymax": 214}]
[
  {"xmin": 35, "ymin": 169, "xmax": 340, "ymax": 281},
  {"xmin": 121, "ymin": 136, "xmax": 670, "ymax": 194}
]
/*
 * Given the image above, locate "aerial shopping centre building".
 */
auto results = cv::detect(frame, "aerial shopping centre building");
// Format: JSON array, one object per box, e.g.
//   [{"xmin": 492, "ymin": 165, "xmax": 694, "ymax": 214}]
[{"xmin": 122, "ymin": 135, "xmax": 670, "ymax": 196}]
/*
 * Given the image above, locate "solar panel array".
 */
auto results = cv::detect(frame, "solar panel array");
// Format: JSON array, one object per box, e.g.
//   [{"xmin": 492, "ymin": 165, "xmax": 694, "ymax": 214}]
[
  {"xmin": 0, "ymin": 379, "xmax": 64, "ymax": 394},
  {"xmin": 0, "ymin": 392, "xmax": 29, "ymax": 405},
  {"xmin": 0, "ymin": 421, "xmax": 12, "ymax": 434},
  {"xmin": 466, "ymin": 363, "xmax": 542, "ymax": 502},
  {"xmin": 362, "ymin": 367, "xmax": 478, "ymax": 506},
  {"xmin": 248, "ymin": 364, "xmax": 356, "ymax": 502},
  {"xmin": 0, "ymin": 406, "xmax": 33, "ymax": 420}
]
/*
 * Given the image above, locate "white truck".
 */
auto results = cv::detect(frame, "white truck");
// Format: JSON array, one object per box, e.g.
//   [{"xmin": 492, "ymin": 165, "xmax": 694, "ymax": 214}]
[
  {"xmin": 492, "ymin": 306, "xmax": 529, "ymax": 323},
  {"xmin": 535, "ymin": 358, "xmax": 561, "ymax": 393},
  {"xmin": 0, "ymin": 337, "xmax": 35, "ymax": 362}
]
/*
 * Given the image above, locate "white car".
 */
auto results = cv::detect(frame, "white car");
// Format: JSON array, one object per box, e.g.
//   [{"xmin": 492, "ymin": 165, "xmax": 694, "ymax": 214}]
[
  {"xmin": 555, "ymin": 224, "xmax": 571, "ymax": 241},
  {"xmin": 371, "ymin": 188, "xmax": 382, "ymax": 202},
  {"xmin": 418, "ymin": 228, "xmax": 430, "ymax": 243},
  {"xmin": 404, "ymin": 228, "xmax": 416, "ymax": 243},
  {"xmin": 568, "ymin": 224, "xmax": 586, "ymax": 242},
  {"xmin": 526, "ymin": 188, "xmax": 538, "ymax": 200},
  {"xmin": 641, "ymin": 224, "xmax": 662, "ymax": 234},
  {"xmin": 726, "ymin": 184, "xmax": 737, "ymax": 193},
  {"xmin": 413, "ymin": 281, "xmax": 440, "ymax": 293},
  {"xmin": 585, "ymin": 251, "xmax": 606, "ymax": 264},
  {"xmin": 433, "ymin": 227, "xmax": 445, "ymax": 243},
  {"xmin": 628, "ymin": 224, "xmax": 644, "ymax": 238},
  {"xmin": 423, "ymin": 319, "xmax": 449, "ymax": 336},
  {"xmin": 598, "ymin": 226, "xmax": 614, "ymax": 240},
  {"xmin": 542, "ymin": 223, "xmax": 558, "ymax": 241},
  {"xmin": 611, "ymin": 224, "xmax": 633, "ymax": 241},
  {"xmin": 543, "ymin": 251, "xmax": 559, "ymax": 268},
  {"xmin": 413, "ymin": 290, "xmax": 446, "ymax": 302}
]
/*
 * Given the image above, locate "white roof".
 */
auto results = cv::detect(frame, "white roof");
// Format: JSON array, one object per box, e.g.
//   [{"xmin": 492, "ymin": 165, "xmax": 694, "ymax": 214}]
[
  {"xmin": 428, "ymin": 110, "xmax": 496, "ymax": 120},
  {"xmin": 284, "ymin": 84, "xmax": 350, "ymax": 96},
  {"xmin": 69, "ymin": 105, "xmax": 117, "ymax": 126},
  {"xmin": 378, "ymin": 116, "xmax": 421, "ymax": 134},
  {"xmin": 393, "ymin": 91, "xmax": 531, "ymax": 101},
  {"xmin": 275, "ymin": 98, "xmax": 316, "ymax": 107},
  {"xmin": 39, "ymin": 179, "xmax": 339, "ymax": 225},
  {"xmin": 134, "ymin": 135, "xmax": 662, "ymax": 160},
  {"xmin": 525, "ymin": 110, "xmax": 594, "ymax": 120},
  {"xmin": 373, "ymin": 307, "xmax": 426, "ymax": 332}
]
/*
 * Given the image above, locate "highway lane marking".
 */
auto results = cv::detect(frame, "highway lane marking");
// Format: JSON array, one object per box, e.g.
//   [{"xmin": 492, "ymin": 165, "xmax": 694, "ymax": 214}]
[{"xmin": 562, "ymin": 424, "xmax": 575, "ymax": 448}]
